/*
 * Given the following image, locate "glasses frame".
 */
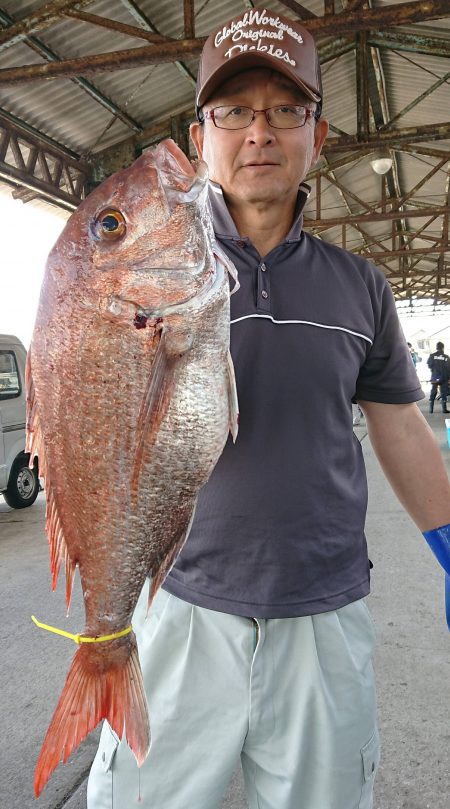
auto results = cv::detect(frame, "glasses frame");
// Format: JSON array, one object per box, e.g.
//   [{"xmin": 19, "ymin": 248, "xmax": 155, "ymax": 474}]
[{"xmin": 200, "ymin": 105, "xmax": 319, "ymax": 130}]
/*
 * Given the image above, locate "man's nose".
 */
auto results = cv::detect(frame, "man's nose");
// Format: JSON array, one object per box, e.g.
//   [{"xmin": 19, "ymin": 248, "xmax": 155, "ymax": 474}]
[{"xmin": 245, "ymin": 110, "xmax": 275, "ymax": 144}]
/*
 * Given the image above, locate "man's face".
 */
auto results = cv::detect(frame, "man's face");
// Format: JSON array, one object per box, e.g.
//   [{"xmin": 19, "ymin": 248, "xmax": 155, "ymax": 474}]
[{"xmin": 190, "ymin": 68, "xmax": 328, "ymax": 208}]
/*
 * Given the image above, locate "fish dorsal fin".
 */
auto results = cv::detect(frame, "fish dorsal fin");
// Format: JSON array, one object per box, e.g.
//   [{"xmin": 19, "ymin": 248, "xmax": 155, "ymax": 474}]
[{"xmin": 26, "ymin": 348, "xmax": 76, "ymax": 610}]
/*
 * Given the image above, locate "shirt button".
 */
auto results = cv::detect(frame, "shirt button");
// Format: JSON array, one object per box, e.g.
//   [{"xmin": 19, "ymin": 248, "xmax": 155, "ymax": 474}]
[
  {"xmin": 237, "ymin": 240, "xmax": 246, "ymax": 248},
  {"xmin": 261, "ymin": 290, "xmax": 268, "ymax": 299}
]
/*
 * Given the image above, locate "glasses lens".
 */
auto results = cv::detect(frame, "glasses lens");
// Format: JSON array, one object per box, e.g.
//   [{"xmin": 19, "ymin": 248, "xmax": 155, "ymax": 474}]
[
  {"xmin": 213, "ymin": 106, "xmax": 253, "ymax": 129},
  {"xmin": 268, "ymin": 106, "xmax": 307, "ymax": 128}
]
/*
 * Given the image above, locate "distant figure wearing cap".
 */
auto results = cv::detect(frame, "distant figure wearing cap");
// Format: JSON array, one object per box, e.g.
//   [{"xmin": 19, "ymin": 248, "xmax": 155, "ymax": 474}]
[
  {"xmin": 88, "ymin": 8, "xmax": 450, "ymax": 809},
  {"xmin": 427, "ymin": 341, "xmax": 450, "ymax": 413}
]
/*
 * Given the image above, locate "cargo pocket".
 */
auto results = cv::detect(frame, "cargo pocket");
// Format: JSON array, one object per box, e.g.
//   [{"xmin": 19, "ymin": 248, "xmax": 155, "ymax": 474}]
[
  {"xmin": 359, "ymin": 730, "xmax": 380, "ymax": 808},
  {"xmin": 100, "ymin": 727, "xmax": 120, "ymax": 773}
]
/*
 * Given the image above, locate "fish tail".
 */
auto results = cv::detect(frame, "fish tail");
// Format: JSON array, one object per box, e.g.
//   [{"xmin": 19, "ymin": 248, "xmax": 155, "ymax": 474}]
[{"xmin": 34, "ymin": 636, "xmax": 150, "ymax": 797}]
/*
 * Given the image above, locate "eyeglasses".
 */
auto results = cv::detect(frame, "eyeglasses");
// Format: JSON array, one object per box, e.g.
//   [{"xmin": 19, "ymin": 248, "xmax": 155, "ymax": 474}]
[{"xmin": 200, "ymin": 105, "xmax": 318, "ymax": 130}]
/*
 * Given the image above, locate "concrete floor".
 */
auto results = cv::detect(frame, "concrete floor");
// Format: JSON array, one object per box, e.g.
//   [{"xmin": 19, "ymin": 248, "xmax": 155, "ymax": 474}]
[{"xmin": 1, "ymin": 398, "xmax": 449, "ymax": 809}]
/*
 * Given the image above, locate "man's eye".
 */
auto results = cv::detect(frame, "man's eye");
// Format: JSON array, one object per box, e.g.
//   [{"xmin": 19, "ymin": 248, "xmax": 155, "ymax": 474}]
[
  {"xmin": 276, "ymin": 105, "xmax": 299, "ymax": 115},
  {"xmin": 228, "ymin": 107, "xmax": 245, "ymax": 116}
]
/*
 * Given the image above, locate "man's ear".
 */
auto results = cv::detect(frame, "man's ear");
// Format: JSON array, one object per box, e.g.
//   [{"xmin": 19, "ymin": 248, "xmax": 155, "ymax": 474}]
[
  {"xmin": 190, "ymin": 121, "xmax": 204, "ymax": 160},
  {"xmin": 311, "ymin": 117, "xmax": 329, "ymax": 168}
]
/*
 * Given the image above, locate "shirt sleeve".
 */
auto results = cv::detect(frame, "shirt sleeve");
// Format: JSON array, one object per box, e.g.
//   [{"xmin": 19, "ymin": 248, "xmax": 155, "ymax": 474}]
[{"xmin": 355, "ymin": 275, "xmax": 424, "ymax": 404}]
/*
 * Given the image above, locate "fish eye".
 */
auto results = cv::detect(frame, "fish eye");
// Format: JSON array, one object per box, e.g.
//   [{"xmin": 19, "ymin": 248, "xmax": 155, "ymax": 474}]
[{"xmin": 94, "ymin": 209, "xmax": 126, "ymax": 240}]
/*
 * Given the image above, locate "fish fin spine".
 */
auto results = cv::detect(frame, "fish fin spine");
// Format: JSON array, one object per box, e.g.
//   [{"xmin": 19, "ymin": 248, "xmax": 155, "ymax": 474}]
[{"xmin": 34, "ymin": 638, "xmax": 149, "ymax": 797}]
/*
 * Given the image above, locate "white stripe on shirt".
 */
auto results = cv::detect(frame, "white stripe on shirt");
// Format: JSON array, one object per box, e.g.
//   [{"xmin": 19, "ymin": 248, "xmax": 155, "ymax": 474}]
[{"xmin": 230, "ymin": 313, "xmax": 373, "ymax": 345}]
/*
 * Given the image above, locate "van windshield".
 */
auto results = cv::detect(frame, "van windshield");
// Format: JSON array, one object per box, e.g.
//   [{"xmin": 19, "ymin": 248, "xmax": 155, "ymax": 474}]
[{"xmin": 0, "ymin": 351, "xmax": 21, "ymax": 398}]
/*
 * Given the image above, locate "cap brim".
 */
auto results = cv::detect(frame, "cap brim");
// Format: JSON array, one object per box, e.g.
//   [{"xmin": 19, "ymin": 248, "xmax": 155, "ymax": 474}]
[{"xmin": 197, "ymin": 51, "xmax": 321, "ymax": 109}]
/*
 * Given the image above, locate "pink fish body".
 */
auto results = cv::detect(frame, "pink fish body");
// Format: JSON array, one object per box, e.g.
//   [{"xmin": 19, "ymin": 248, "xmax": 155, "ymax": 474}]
[{"xmin": 26, "ymin": 139, "xmax": 238, "ymax": 796}]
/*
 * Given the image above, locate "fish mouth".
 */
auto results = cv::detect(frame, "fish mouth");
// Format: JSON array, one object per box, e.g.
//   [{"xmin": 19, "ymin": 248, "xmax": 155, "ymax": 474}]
[{"xmin": 154, "ymin": 140, "xmax": 208, "ymax": 207}]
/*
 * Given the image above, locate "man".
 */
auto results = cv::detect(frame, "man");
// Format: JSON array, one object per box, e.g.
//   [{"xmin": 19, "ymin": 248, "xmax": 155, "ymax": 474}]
[
  {"xmin": 427, "ymin": 341, "xmax": 450, "ymax": 413},
  {"xmin": 88, "ymin": 8, "xmax": 450, "ymax": 809},
  {"xmin": 407, "ymin": 341, "xmax": 418, "ymax": 367}
]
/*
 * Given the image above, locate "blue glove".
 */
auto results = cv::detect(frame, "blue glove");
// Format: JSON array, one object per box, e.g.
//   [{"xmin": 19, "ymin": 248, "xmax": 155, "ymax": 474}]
[{"xmin": 422, "ymin": 523, "xmax": 450, "ymax": 630}]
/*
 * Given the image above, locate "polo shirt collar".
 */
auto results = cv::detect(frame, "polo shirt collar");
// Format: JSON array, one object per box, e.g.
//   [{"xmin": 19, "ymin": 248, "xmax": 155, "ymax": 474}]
[{"xmin": 208, "ymin": 180, "xmax": 311, "ymax": 243}]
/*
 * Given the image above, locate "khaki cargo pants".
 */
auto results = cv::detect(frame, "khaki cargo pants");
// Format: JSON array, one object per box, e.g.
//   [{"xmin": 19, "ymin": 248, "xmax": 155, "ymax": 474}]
[{"xmin": 88, "ymin": 583, "xmax": 379, "ymax": 809}]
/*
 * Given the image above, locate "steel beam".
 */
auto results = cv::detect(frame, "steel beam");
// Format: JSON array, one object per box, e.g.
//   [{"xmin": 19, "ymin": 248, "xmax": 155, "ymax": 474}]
[
  {"xmin": 356, "ymin": 32, "xmax": 369, "ymax": 140},
  {"xmin": 184, "ymin": 0, "xmax": 195, "ymax": 39},
  {"xmin": 303, "ymin": 0, "xmax": 450, "ymax": 36},
  {"xmin": 119, "ymin": 0, "xmax": 197, "ymax": 88},
  {"xmin": 276, "ymin": 0, "xmax": 317, "ymax": 20},
  {"xmin": 368, "ymin": 30, "xmax": 450, "ymax": 58},
  {"xmin": 63, "ymin": 10, "xmax": 169, "ymax": 43},
  {"xmin": 0, "ymin": 38, "xmax": 206, "ymax": 84},
  {"xmin": 380, "ymin": 70, "xmax": 450, "ymax": 131},
  {"xmin": 324, "ymin": 122, "xmax": 450, "ymax": 151},
  {"xmin": 0, "ymin": 1, "xmax": 449, "ymax": 84},
  {"xmin": 0, "ymin": 0, "xmax": 93, "ymax": 52},
  {"xmin": 304, "ymin": 206, "xmax": 450, "ymax": 227},
  {"xmin": 0, "ymin": 112, "xmax": 88, "ymax": 209},
  {"xmin": 0, "ymin": 8, "xmax": 143, "ymax": 133},
  {"xmin": 353, "ymin": 246, "xmax": 446, "ymax": 258}
]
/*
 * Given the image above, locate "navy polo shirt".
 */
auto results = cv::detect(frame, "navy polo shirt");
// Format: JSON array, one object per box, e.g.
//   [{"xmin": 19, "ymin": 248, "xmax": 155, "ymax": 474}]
[{"xmin": 163, "ymin": 182, "xmax": 424, "ymax": 618}]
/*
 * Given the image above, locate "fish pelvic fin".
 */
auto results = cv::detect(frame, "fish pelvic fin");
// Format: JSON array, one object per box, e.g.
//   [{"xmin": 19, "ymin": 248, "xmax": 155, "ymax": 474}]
[
  {"xmin": 34, "ymin": 634, "xmax": 149, "ymax": 797},
  {"xmin": 26, "ymin": 346, "xmax": 76, "ymax": 608}
]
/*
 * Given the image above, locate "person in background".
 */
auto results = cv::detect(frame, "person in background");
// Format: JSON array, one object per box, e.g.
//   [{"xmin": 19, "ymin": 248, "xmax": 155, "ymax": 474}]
[
  {"xmin": 427, "ymin": 341, "xmax": 450, "ymax": 414},
  {"xmin": 407, "ymin": 341, "xmax": 418, "ymax": 366},
  {"xmin": 88, "ymin": 8, "xmax": 450, "ymax": 809},
  {"xmin": 353, "ymin": 403, "xmax": 364, "ymax": 426}
]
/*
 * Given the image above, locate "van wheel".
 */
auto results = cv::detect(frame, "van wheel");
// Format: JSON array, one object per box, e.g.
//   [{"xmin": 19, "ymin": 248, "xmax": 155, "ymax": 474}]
[{"xmin": 3, "ymin": 454, "xmax": 39, "ymax": 509}]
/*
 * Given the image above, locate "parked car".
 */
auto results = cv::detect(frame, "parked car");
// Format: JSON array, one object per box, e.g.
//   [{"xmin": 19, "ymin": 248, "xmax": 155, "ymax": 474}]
[{"xmin": 0, "ymin": 334, "xmax": 39, "ymax": 508}]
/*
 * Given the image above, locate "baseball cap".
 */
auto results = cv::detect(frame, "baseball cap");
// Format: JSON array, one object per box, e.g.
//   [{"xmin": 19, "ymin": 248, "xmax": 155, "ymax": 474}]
[{"xmin": 196, "ymin": 7, "xmax": 322, "ymax": 118}]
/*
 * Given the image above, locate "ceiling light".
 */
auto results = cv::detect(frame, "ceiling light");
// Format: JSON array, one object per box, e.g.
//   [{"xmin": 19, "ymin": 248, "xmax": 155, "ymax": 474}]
[{"xmin": 370, "ymin": 151, "xmax": 393, "ymax": 175}]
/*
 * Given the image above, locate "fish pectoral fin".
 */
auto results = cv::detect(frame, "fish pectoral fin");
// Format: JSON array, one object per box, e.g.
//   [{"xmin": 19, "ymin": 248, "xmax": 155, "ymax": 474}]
[
  {"xmin": 227, "ymin": 350, "xmax": 239, "ymax": 443},
  {"xmin": 214, "ymin": 242, "xmax": 240, "ymax": 294},
  {"xmin": 148, "ymin": 504, "xmax": 197, "ymax": 608},
  {"xmin": 26, "ymin": 347, "xmax": 76, "ymax": 609},
  {"xmin": 131, "ymin": 329, "xmax": 179, "ymax": 498}
]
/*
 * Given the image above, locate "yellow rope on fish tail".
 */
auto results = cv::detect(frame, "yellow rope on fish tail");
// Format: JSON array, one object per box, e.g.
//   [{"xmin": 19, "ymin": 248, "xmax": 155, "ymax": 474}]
[{"xmin": 31, "ymin": 615, "xmax": 132, "ymax": 644}]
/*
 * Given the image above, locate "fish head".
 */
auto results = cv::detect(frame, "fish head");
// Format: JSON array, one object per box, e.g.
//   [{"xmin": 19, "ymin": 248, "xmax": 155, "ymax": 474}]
[{"xmin": 47, "ymin": 139, "xmax": 214, "ymax": 323}]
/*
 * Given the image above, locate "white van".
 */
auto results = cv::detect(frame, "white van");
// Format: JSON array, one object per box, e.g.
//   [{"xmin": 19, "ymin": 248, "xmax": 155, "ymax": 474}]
[{"xmin": 0, "ymin": 334, "xmax": 39, "ymax": 508}]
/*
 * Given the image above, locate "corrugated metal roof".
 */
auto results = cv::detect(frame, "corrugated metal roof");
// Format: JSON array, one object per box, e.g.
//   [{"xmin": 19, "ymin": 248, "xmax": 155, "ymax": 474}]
[{"xmin": 0, "ymin": 0, "xmax": 448, "ymax": 301}]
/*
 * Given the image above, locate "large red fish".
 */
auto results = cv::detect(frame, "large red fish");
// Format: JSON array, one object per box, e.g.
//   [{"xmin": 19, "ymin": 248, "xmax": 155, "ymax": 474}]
[{"xmin": 26, "ymin": 139, "xmax": 238, "ymax": 796}]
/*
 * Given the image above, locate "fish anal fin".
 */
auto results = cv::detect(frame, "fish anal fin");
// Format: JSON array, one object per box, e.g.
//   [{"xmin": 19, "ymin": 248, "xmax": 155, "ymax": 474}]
[
  {"xmin": 149, "ymin": 506, "xmax": 197, "ymax": 608},
  {"xmin": 34, "ymin": 636, "xmax": 149, "ymax": 797}
]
